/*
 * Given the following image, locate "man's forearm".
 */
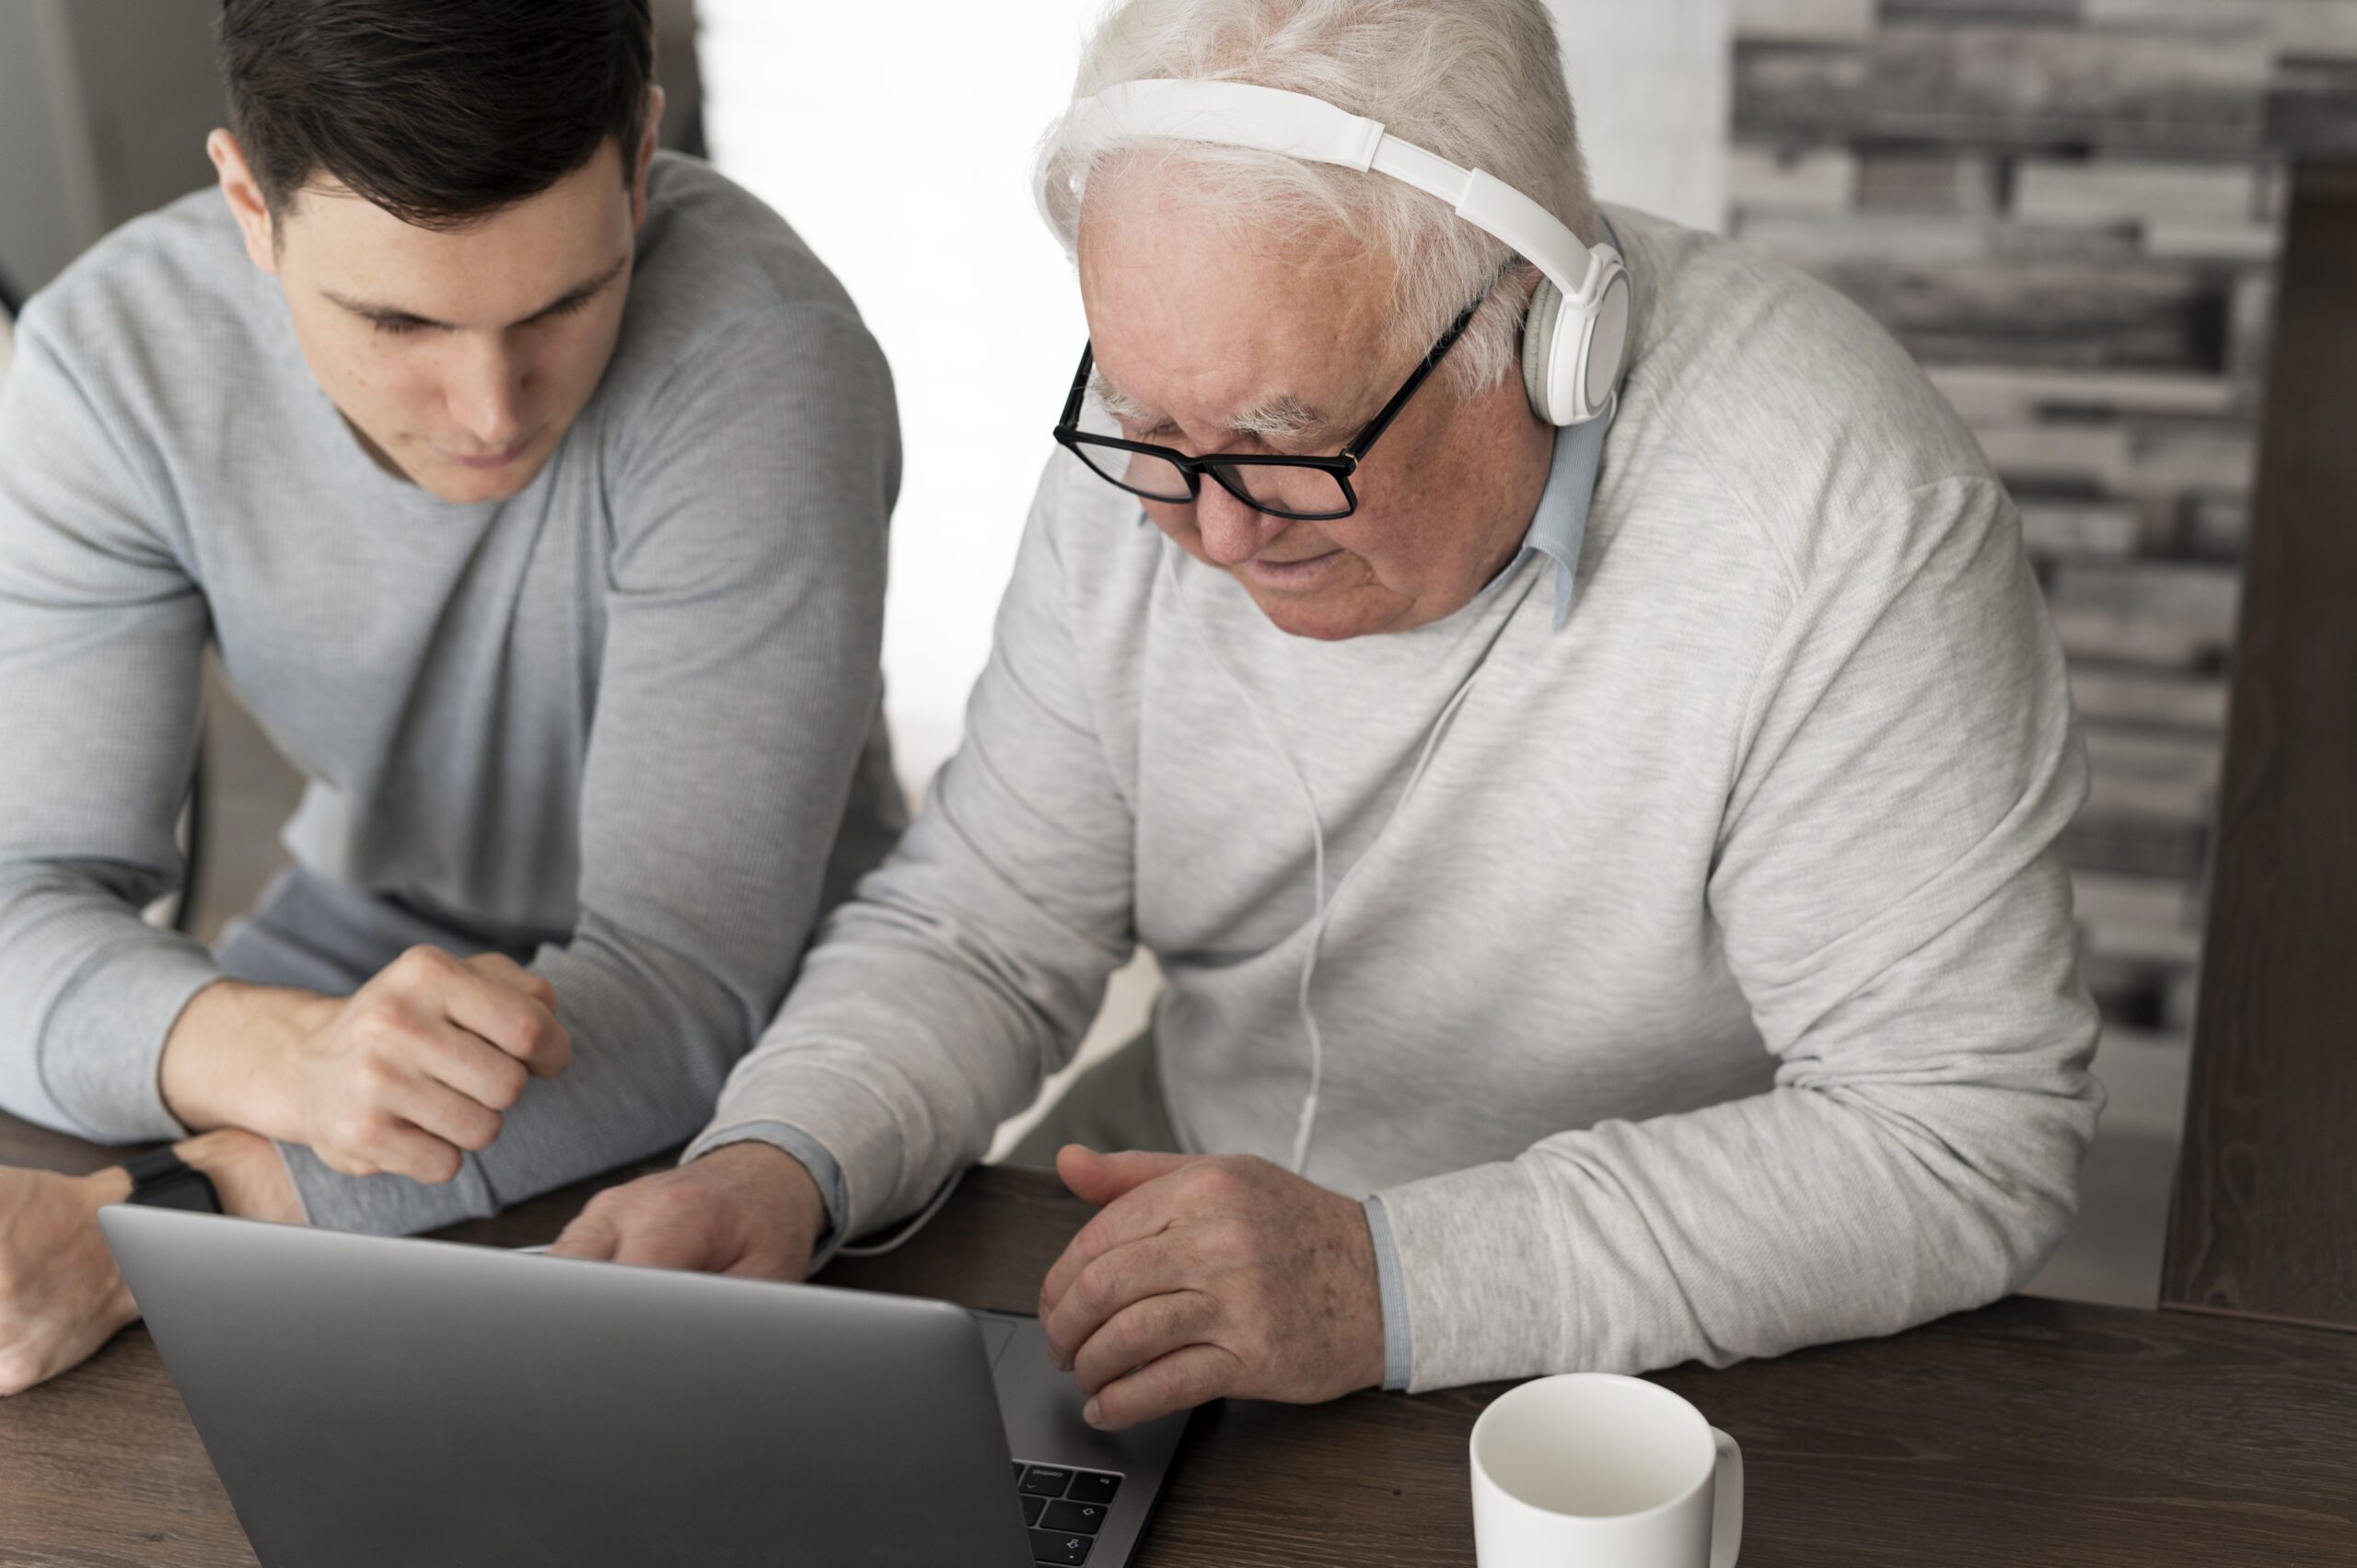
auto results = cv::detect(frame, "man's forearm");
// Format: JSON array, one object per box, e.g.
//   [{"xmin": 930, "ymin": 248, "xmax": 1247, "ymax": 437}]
[
  {"xmin": 681, "ymin": 1121, "xmax": 847, "ymax": 1257},
  {"xmin": 157, "ymin": 980, "xmax": 336, "ymax": 1136},
  {"xmin": 689, "ymin": 1138, "xmax": 830, "ymax": 1256}
]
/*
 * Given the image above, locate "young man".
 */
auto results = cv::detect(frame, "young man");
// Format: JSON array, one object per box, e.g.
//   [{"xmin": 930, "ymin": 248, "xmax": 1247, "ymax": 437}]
[{"xmin": 0, "ymin": 0, "xmax": 902, "ymax": 1394}]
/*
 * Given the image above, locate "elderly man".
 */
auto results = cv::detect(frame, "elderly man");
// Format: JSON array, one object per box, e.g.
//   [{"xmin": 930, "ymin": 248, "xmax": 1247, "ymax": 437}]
[
  {"xmin": 0, "ymin": 0, "xmax": 900, "ymax": 1395},
  {"xmin": 560, "ymin": 0, "xmax": 2099, "ymax": 1426}
]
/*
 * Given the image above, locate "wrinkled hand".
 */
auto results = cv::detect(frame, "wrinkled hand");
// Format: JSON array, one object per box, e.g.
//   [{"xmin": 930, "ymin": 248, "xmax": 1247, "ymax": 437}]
[
  {"xmin": 551, "ymin": 1142, "xmax": 828, "ymax": 1279},
  {"xmin": 0, "ymin": 1164, "xmax": 137, "ymax": 1396},
  {"xmin": 1039, "ymin": 1146, "xmax": 1387, "ymax": 1431},
  {"xmin": 162, "ymin": 947, "xmax": 571, "ymax": 1185}
]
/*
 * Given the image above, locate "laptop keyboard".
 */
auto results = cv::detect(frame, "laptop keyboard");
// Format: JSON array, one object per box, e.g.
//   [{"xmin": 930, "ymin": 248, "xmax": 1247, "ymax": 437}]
[{"xmin": 1012, "ymin": 1462, "xmax": 1122, "ymax": 1564}]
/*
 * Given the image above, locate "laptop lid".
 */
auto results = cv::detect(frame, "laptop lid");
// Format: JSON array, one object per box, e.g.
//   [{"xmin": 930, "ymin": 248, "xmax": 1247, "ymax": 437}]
[{"xmin": 101, "ymin": 1205, "xmax": 1036, "ymax": 1568}]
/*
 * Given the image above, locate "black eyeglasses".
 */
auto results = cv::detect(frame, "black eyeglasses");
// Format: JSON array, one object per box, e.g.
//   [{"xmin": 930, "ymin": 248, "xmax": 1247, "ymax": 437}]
[{"xmin": 1051, "ymin": 282, "xmax": 1492, "ymax": 522}]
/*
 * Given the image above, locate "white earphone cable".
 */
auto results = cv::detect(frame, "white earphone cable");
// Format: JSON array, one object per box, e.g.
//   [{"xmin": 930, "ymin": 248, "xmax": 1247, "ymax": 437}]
[
  {"xmin": 1162, "ymin": 550, "xmax": 1333, "ymax": 1164},
  {"xmin": 1160, "ymin": 542, "xmax": 1538, "ymax": 1176},
  {"xmin": 1282, "ymin": 662, "xmax": 1491, "ymax": 1171}
]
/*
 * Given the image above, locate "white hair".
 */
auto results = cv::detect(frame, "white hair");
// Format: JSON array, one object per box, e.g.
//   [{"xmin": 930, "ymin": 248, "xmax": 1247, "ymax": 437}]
[{"xmin": 1037, "ymin": 0, "xmax": 1596, "ymax": 400}]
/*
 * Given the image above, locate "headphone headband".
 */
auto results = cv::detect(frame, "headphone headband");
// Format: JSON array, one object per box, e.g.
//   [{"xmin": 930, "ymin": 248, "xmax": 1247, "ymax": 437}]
[
  {"xmin": 1051, "ymin": 78, "xmax": 1614, "ymax": 314},
  {"xmin": 1044, "ymin": 77, "xmax": 1628, "ymax": 425}
]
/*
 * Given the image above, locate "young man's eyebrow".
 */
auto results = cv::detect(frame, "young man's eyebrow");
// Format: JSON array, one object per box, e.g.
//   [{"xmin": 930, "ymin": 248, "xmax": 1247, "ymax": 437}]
[{"xmin": 322, "ymin": 254, "xmax": 631, "ymax": 331}]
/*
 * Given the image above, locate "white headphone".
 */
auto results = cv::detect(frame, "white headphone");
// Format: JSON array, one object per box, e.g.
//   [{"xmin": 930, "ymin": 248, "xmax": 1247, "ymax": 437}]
[{"xmin": 1042, "ymin": 77, "xmax": 1630, "ymax": 426}]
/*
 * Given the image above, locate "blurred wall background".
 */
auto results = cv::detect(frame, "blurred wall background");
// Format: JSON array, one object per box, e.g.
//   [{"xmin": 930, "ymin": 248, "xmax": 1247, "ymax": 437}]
[
  {"xmin": 0, "ymin": 0, "xmax": 706, "ymax": 296},
  {"xmin": 0, "ymin": 1, "xmax": 220, "ymax": 292}
]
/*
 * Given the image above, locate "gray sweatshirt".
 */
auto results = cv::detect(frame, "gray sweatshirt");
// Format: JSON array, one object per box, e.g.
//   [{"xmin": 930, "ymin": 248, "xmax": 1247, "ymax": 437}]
[
  {"xmin": 0, "ymin": 154, "xmax": 906, "ymax": 1234},
  {"xmin": 691, "ymin": 203, "xmax": 2103, "ymax": 1393}
]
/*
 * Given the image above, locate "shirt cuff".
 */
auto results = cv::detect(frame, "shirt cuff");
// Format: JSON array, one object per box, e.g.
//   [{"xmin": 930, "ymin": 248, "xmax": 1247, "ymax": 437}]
[
  {"xmin": 1363, "ymin": 1194, "xmax": 1413, "ymax": 1392},
  {"xmin": 276, "ymin": 1137, "xmax": 496, "ymax": 1235},
  {"xmin": 44, "ymin": 945, "xmax": 222, "ymax": 1144},
  {"xmin": 683, "ymin": 1119, "xmax": 849, "ymax": 1272}
]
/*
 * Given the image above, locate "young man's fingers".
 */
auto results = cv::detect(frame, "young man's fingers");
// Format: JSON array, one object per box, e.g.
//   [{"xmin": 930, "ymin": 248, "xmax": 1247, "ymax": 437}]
[
  {"xmin": 465, "ymin": 951, "xmax": 558, "ymax": 1012},
  {"xmin": 377, "ymin": 946, "xmax": 563, "ymax": 1080},
  {"xmin": 387, "ymin": 1073, "xmax": 505, "ymax": 1155},
  {"xmin": 439, "ymin": 963, "xmax": 572, "ymax": 1077},
  {"xmin": 366, "ymin": 1120, "xmax": 467, "ymax": 1187},
  {"xmin": 417, "ymin": 1022, "xmax": 533, "ymax": 1115},
  {"xmin": 1084, "ymin": 1342, "xmax": 1241, "ymax": 1431}
]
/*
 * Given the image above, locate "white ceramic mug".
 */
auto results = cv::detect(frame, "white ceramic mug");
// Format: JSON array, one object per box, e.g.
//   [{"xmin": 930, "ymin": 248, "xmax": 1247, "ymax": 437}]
[{"xmin": 1469, "ymin": 1373, "xmax": 1743, "ymax": 1568}]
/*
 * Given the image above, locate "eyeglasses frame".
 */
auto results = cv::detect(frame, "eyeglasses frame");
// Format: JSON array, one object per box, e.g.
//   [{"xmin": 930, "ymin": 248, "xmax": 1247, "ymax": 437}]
[{"xmin": 1051, "ymin": 281, "xmax": 1494, "ymax": 522}]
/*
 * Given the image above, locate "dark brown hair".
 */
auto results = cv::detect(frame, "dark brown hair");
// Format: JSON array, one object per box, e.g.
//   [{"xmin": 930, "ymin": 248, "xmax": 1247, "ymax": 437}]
[{"xmin": 217, "ymin": 0, "xmax": 656, "ymax": 229}]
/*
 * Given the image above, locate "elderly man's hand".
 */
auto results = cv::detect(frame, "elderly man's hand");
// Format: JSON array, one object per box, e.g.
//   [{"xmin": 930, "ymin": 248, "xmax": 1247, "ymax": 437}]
[
  {"xmin": 1039, "ymin": 1146, "xmax": 1387, "ymax": 1430},
  {"xmin": 549, "ymin": 1142, "xmax": 828, "ymax": 1279}
]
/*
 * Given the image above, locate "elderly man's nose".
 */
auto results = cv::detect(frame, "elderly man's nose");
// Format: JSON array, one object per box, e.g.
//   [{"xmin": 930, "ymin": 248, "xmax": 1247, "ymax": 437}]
[{"xmin": 1195, "ymin": 486, "xmax": 1283, "ymax": 566}]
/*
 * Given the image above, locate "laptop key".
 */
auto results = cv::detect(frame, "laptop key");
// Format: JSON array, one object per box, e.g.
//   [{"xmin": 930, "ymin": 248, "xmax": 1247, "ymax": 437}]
[
  {"xmin": 1065, "ymin": 1471, "xmax": 1120, "ymax": 1506},
  {"xmin": 1029, "ymin": 1528, "xmax": 1093, "ymax": 1565},
  {"xmin": 1013, "ymin": 1462, "xmax": 1026, "ymax": 1483},
  {"xmin": 1039, "ymin": 1500, "xmax": 1107, "ymax": 1534},
  {"xmin": 1018, "ymin": 1465, "xmax": 1074, "ymax": 1497},
  {"xmin": 1021, "ymin": 1494, "xmax": 1046, "ymax": 1527}
]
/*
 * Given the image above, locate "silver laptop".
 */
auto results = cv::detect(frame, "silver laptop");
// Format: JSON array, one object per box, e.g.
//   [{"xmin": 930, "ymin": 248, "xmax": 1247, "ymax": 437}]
[{"xmin": 100, "ymin": 1205, "xmax": 1191, "ymax": 1567}]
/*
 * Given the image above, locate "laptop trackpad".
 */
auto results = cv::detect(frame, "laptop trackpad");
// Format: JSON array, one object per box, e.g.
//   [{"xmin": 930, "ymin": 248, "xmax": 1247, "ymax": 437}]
[{"xmin": 971, "ymin": 1313, "xmax": 1018, "ymax": 1369}]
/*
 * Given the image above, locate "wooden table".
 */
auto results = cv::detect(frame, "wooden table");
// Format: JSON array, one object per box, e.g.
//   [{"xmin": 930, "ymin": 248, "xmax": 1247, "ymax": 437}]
[{"xmin": 2, "ymin": 1117, "xmax": 2351, "ymax": 1567}]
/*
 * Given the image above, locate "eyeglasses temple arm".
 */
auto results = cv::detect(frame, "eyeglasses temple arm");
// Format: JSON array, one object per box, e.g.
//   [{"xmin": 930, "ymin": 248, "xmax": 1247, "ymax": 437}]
[
  {"xmin": 1059, "ymin": 343, "xmax": 1097, "ymax": 429},
  {"xmin": 1339, "ymin": 289, "xmax": 1488, "ymax": 467}
]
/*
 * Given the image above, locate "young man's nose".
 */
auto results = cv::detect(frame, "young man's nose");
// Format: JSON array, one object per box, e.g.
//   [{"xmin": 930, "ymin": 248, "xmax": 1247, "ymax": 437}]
[{"xmin": 445, "ymin": 338, "xmax": 530, "ymax": 451}]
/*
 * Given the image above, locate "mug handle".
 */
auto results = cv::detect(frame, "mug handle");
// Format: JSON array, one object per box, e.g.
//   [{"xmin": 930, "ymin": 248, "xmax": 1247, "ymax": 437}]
[{"xmin": 1708, "ymin": 1426, "xmax": 1745, "ymax": 1568}]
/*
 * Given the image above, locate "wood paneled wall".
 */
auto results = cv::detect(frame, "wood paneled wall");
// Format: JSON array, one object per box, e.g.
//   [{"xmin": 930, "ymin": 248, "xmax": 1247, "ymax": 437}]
[{"xmin": 1731, "ymin": 0, "xmax": 2357, "ymax": 1141}]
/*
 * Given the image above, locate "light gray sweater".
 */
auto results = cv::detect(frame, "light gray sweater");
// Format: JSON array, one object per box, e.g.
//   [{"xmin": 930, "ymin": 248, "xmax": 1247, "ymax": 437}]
[
  {"xmin": 692, "ymin": 203, "xmax": 2103, "ymax": 1393},
  {"xmin": 0, "ymin": 154, "xmax": 906, "ymax": 1234}
]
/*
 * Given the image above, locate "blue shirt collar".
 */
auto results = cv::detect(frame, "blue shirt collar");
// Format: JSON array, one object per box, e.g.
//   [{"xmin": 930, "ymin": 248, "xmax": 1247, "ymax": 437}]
[
  {"xmin": 1497, "ymin": 389, "xmax": 1613, "ymax": 631},
  {"xmin": 1487, "ymin": 210, "xmax": 1624, "ymax": 630}
]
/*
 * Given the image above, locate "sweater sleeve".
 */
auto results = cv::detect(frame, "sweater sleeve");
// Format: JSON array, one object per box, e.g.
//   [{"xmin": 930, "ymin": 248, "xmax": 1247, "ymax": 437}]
[
  {"xmin": 688, "ymin": 462, "xmax": 1139, "ymax": 1240},
  {"xmin": 281, "ymin": 304, "xmax": 901, "ymax": 1233},
  {"xmin": 1372, "ymin": 475, "xmax": 2103, "ymax": 1391},
  {"xmin": 0, "ymin": 310, "xmax": 222, "ymax": 1144}
]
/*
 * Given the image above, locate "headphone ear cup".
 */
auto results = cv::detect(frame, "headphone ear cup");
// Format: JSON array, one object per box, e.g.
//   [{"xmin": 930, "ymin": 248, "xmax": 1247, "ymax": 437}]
[
  {"xmin": 1583, "ymin": 269, "xmax": 1631, "ymax": 420},
  {"xmin": 1521, "ymin": 276, "xmax": 1566, "ymax": 423}
]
